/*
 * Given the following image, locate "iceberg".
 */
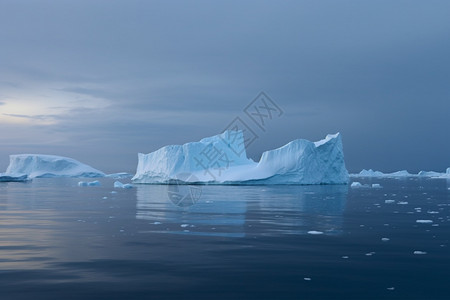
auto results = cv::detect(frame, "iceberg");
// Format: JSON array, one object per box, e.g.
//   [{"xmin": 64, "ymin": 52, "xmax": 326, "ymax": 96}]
[
  {"xmin": 417, "ymin": 171, "xmax": 443, "ymax": 177},
  {"xmin": 106, "ymin": 172, "xmax": 133, "ymax": 179},
  {"xmin": 353, "ymin": 168, "xmax": 450, "ymax": 178},
  {"xmin": 132, "ymin": 131, "xmax": 349, "ymax": 185},
  {"xmin": 352, "ymin": 169, "xmax": 413, "ymax": 178},
  {"xmin": 356, "ymin": 169, "xmax": 385, "ymax": 177},
  {"xmin": 4, "ymin": 154, "xmax": 105, "ymax": 178}
]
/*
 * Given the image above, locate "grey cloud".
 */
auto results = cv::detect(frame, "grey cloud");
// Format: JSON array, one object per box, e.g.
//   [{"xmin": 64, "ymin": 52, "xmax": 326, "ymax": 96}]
[
  {"xmin": 0, "ymin": 0, "xmax": 449, "ymax": 173},
  {"xmin": 3, "ymin": 113, "xmax": 60, "ymax": 121}
]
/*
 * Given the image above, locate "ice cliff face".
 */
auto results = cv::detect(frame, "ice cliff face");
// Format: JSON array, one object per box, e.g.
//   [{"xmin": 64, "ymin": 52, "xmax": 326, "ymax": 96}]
[
  {"xmin": 4, "ymin": 154, "xmax": 105, "ymax": 178},
  {"xmin": 132, "ymin": 131, "xmax": 349, "ymax": 185}
]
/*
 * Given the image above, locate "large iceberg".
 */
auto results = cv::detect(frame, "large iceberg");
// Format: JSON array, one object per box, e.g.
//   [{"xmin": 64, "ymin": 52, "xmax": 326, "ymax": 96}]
[
  {"xmin": 3, "ymin": 154, "xmax": 105, "ymax": 178},
  {"xmin": 132, "ymin": 131, "xmax": 349, "ymax": 185}
]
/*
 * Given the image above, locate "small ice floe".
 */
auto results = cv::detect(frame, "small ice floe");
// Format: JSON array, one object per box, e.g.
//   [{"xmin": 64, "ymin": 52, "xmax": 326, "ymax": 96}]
[
  {"xmin": 114, "ymin": 181, "xmax": 133, "ymax": 189},
  {"xmin": 365, "ymin": 252, "xmax": 376, "ymax": 256},
  {"xmin": 350, "ymin": 182, "xmax": 382, "ymax": 189},
  {"xmin": 427, "ymin": 211, "xmax": 439, "ymax": 214},
  {"xmin": 413, "ymin": 251, "xmax": 427, "ymax": 255},
  {"xmin": 397, "ymin": 201, "xmax": 408, "ymax": 205},
  {"xmin": 78, "ymin": 180, "xmax": 101, "ymax": 187},
  {"xmin": 385, "ymin": 200, "xmax": 395, "ymax": 204},
  {"xmin": 152, "ymin": 221, "xmax": 162, "ymax": 225},
  {"xmin": 304, "ymin": 278, "xmax": 311, "ymax": 281},
  {"xmin": 102, "ymin": 196, "xmax": 108, "ymax": 199},
  {"xmin": 342, "ymin": 256, "xmax": 349, "ymax": 259},
  {"xmin": 381, "ymin": 238, "xmax": 390, "ymax": 242},
  {"xmin": 416, "ymin": 220, "xmax": 433, "ymax": 224},
  {"xmin": 351, "ymin": 182, "xmax": 363, "ymax": 188},
  {"xmin": 111, "ymin": 191, "xmax": 118, "ymax": 194},
  {"xmin": 387, "ymin": 287, "xmax": 395, "ymax": 291},
  {"xmin": 180, "ymin": 224, "xmax": 189, "ymax": 228},
  {"xmin": 307, "ymin": 231, "xmax": 324, "ymax": 235}
]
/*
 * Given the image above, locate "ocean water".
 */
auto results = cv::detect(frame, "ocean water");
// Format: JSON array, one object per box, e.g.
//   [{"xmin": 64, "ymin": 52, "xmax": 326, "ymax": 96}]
[{"xmin": 0, "ymin": 177, "xmax": 449, "ymax": 299}]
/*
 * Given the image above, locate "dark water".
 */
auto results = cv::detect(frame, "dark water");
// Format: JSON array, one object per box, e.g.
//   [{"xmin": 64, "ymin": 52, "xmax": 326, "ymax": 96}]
[{"xmin": 0, "ymin": 177, "xmax": 449, "ymax": 299}]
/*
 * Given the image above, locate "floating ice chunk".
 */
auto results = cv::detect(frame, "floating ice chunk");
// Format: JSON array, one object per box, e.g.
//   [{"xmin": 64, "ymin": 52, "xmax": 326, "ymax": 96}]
[
  {"xmin": 381, "ymin": 238, "xmax": 390, "ymax": 242},
  {"xmin": 304, "ymin": 278, "xmax": 311, "ymax": 281},
  {"xmin": 114, "ymin": 181, "xmax": 133, "ymax": 189},
  {"xmin": 350, "ymin": 182, "xmax": 382, "ymax": 189},
  {"xmin": 351, "ymin": 182, "xmax": 363, "ymax": 188},
  {"xmin": 385, "ymin": 200, "xmax": 395, "ymax": 204},
  {"xmin": 78, "ymin": 180, "xmax": 101, "ymax": 187},
  {"xmin": 413, "ymin": 251, "xmax": 427, "ymax": 255},
  {"xmin": 132, "ymin": 131, "xmax": 349, "ymax": 185},
  {"xmin": 397, "ymin": 201, "xmax": 409, "ymax": 205},
  {"xmin": 4, "ymin": 154, "xmax": 105, "ymax": 178},
  {"xmin": 387, "ymin": 287, "xmax": 395, "ymax": 291},
  {"xmin": 416, "ymin": 220, "xmax": 433, "ymax": 224},
  {"xmin": 307, "ymin": 231, "xmax": 324, "ymax": 235}
]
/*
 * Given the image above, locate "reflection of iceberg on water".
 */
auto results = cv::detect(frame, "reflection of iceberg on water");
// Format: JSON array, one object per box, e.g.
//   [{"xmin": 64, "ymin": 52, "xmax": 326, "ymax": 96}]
[
  {"xmin": 137, "ymin": 185, "xmax": 247, "ymax": 237},
  {"xmin": 136, "ymin": 184, "xmax": 348, "ymax": 237}
]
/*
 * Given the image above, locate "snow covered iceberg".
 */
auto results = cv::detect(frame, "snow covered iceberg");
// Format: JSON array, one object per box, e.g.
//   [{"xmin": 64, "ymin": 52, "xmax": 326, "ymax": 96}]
[
  {"xmin": 4, "ymin": 154, "xmax": 105, "ymax": 178},
  {"xmin": 132, "ymin": 131, "xmax": 349, "ymax": 185}
]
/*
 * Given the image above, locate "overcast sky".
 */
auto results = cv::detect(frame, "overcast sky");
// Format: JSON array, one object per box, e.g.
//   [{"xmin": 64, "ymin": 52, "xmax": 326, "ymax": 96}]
[{"xmin": 1, "ymin": 0, "xmax": 449, "ymax": 174}]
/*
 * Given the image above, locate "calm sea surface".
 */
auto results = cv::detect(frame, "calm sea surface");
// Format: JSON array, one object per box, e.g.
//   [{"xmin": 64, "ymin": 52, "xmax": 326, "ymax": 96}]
[{"xmin": 0, "ymin": 177, "xmax": 449, "ymax": 299}]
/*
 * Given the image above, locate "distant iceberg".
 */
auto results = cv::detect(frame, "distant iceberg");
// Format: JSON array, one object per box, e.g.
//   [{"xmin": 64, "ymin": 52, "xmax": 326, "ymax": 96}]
[
  {"xmin": 106, "ymin": 172, "xmax": 133, "ymax": 179},
  {"xmin": 132, "ymin": 131, "xmax": 349, "ymax": 185},
  {"xmin": 417, "ymin": 171, "xmax": 442, "ymax": 177},
  {"xmin": 352, "ymin": 168, "xmax": 450, "ymax": 178},
  {"xmin": 353, "ymin": 169, "xmax": 413, "ymax": 177},
  {"xmin": 3, "ymin": 154, "xmax": 105, "ymax": 179}
]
